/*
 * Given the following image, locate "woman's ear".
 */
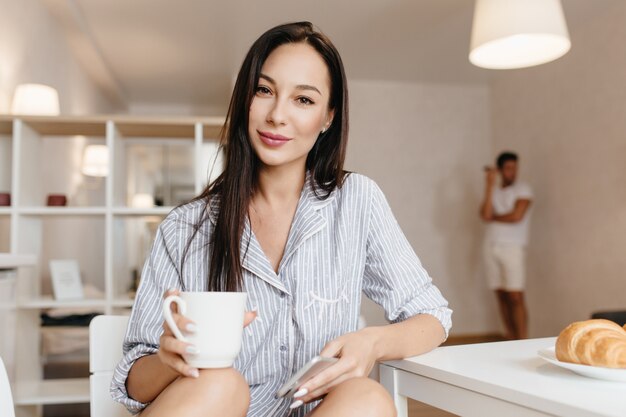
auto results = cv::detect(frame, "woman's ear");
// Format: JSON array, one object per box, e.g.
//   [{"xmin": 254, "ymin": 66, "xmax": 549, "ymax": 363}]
[{"xmin": 323, "ymin": 109, "xmax": 335, "ymax": 133}]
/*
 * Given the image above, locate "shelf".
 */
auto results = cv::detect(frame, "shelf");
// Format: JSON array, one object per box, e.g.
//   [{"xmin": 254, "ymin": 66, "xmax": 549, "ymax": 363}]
[
  {"xmin": 112, "ymin": 207, "xmax": 173, "ymax": 216},
  {"xmin": 18, "ymin": 207, "xmax": 107, "ymax": 215},
  {"xmin": 14, "ymin": 377, "xmax": 90, "ymax": 405},
  {"xmin": 112, "ymin": 297, "xmax": 135, "ymax": 308},
  {"xmin": 17, "ymin": 206, "xmax": 172, "ymax": 216},
  {"xmin": 22, "ymin": 117, "xmax": 107, "ymax": 136},
  {"xmin": 0, "ymin": 115, "xmax": 13, "ymax": 134},
  {"xmin": 0, "ymin": 253, "xmax": 37, "ymax": 268},
  {"xmin": 115, "ymin": 116, "xmax": 223, "ymax": 138},
  {"xmin": 2, "ymin": 114, "xmax": 228, "ymax": 412},
  {"xmin": 8, "ymin": 114, "xmax": 224, "ymax": 138},
  {"xmin": 17, "ymin": 296, "xmax": 107, "ymax": 309}
]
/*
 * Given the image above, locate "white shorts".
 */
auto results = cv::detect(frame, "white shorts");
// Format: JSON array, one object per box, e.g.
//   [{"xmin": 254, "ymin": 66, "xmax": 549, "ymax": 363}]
[{"xmin": 484, "ymin": 242, "xmax": 526, "ymax": 291}]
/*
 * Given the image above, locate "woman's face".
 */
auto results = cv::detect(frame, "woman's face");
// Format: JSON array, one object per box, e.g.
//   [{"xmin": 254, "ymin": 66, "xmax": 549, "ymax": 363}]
[{"xmin": 248, "ymin": 42, "xmax": 334, "ymax": 171}]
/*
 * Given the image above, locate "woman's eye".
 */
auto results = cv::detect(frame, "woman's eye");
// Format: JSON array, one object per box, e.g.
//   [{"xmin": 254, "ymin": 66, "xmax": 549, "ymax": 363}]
[
  {"xmin": 256, "ymin": 86, "xmax": 271, "ymax": 95},
  {"xmin": 296, "ymin": 96, "xmax": 314, "ymax": 105}
]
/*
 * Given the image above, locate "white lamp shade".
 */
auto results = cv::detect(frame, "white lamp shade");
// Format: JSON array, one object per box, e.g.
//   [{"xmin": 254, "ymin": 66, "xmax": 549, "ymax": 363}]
[
  {"xmin": 11, "ymin": 84, "xmax": 60, "ymax": 115},
  {"xmin": 469, "ymin": 0, "xmax": 571, "ymax": 70},
  {"xmin": 82, "ymin": 145, "xmax": 109, "ymax": 177}
]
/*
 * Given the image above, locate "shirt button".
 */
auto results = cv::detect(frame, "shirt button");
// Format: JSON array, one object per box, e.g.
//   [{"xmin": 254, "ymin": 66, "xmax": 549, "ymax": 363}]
[
  {"xmin": 280, "ymin": 293, "xmax": 286, "ymax": 299},
  {"xmin": 280, "ymin": 345, "xmax": 287, "ymax": 352}
]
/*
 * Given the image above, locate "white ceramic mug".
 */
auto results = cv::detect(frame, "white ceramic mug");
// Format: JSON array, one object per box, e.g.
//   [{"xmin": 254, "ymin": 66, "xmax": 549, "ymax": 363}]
[{"xmin": 162, "ymin": 291, "xmax": 247, "ymax": 368}]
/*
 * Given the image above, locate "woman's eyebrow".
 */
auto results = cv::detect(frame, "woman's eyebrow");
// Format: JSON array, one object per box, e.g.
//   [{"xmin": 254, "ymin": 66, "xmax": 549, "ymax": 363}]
[
  {"xmin": 259, "ymin": 73, "xmax": 321, "ymax": 95},
  {"xmin": 295, "ymin": 84, "xmax": 321, "ymax": 95},
  {"xmin": 259, "ymin": 73, "xmax": 276, "ymax": 84}
]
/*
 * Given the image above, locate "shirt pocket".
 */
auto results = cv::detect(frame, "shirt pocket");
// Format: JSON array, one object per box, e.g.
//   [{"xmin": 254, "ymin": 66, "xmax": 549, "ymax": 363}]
[{"xmin": 295, "ymin": 252, "xmax": 358, "ymax": 340}]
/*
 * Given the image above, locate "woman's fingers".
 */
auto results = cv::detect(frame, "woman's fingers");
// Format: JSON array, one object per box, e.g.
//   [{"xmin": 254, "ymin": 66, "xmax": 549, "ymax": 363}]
[
  {"xmin": 162, "ymin": 309, "xmax": 196, "ymax": 337},
  {"xmin": 319, "ymin": 339, "xmax": 343, "ymax": 358},
  {"xmin": 174, "ymin": 312, "xmax": 196, "ymax": 334},
  {"xmin": 159, "ymin": 289, "xmax": 200, "ymax": 377},
  {"xmin": 297, "ymin": 357, "xmax": 353, "ymax": 401},
  {"xmin": 160, "ymin": 335, "xmax": 197, "ymax": 356},
  {"xmin": 300, "ymin": 372, "xmax": 353, "ymax": 402},
  {"xmin": 163, "ymin": 288, "xmax": 180, "ymax": 300},
  {"xmin": 157, "ymin": 347, "xmax": 198, "ymax": 378},
  {"xmin": 162, "ymin": 289, "xmax": 197, "ymax": 335},
  {"xmin": 243, "ymin": 311, "xmax": 257, "ymax": 327},
  {"xmin": 158, "ymin": 331, "xmax": 199, "ymax": 378}
]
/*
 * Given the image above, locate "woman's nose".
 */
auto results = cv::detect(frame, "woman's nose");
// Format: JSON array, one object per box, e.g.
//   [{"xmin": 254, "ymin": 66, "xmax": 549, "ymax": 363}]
[{"xmin": 266, "ymin": 98, "xmax": 287, "ymax": 126}]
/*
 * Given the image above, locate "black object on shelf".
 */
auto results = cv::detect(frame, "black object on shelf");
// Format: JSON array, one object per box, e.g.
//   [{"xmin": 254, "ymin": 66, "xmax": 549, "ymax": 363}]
[
  {"xmin": 591, "ymin": 310, "xmax": 626, "ymax": 327},
  {"xmin": 41, "ymin": 312, "xmax": 100, "ymax": 327}
]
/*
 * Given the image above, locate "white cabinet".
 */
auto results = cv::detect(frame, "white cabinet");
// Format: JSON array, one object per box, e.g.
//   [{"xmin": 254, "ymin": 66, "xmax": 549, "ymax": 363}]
[{"xmin": 0, "ymin": 115, "xmax": 224, "ymax": 416}]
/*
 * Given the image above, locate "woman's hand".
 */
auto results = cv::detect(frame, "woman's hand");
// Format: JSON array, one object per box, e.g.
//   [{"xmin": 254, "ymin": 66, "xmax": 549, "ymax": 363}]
[
  {"xmin": 157, "ymin": 289, "xmax": 257, "ymax": 379},
  {"xmin": 292, "ymin": 328, "xmax": 381, "ymax": 405}
]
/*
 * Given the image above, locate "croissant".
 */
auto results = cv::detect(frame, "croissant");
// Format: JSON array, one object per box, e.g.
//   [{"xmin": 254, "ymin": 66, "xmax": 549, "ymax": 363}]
[{"xmin": 555, "ymin": 319, "xmax": 626, "ymax": 368}]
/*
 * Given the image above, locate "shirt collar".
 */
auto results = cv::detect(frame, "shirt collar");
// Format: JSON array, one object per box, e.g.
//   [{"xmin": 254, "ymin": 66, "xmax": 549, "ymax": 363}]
[
  {"xmin": 205, "ymin": 172, "xmax": 337, "ymax": 293},
  {"xmin": 206, "ymin": 171, "xmax": 336, "ymax": 226}
]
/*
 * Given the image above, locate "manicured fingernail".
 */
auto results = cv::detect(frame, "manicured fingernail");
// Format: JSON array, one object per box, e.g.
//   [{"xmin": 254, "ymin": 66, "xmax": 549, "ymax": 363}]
[
  {"xmin": 186, "ymin": 323, "xmax": 197, "ymax": 332},
  {"xmin": 188, "ymin": 369, "xmax": 199, "ymax": 378},
  {"xmin": 289, "ymin": 400, "xmax": 303, "ymax": 409},
  {"xmin": 186, "ymin": 345, "xmax": 199, "ymax": 354},
  {"xmin": 293, "ymin": 388, "xmax": 308, "ymax": 398},
  {"xmin": 168, "ymin": 288, "xmax": 177, "ymax": 293}
]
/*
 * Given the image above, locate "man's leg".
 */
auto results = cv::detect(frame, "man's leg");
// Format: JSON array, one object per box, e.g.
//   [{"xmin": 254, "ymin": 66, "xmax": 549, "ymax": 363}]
[
  {"xmin": 501, "ymin": 245, "xmax": 527, "ymax": 339},
  {"xmin": 495, "ymin": 289, "xmax": 516, "ymax": 340},
  {"xmin": 485, "ymin": 244, "xmax": 515, "ymax": 339},
  {"xmin": 507, "ymin": 291, "xmax": 528, "ymax": 339}
]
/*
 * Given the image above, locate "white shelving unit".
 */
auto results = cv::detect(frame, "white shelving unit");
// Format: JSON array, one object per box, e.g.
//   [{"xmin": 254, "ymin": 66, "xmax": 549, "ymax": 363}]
[{"xmin": 0, "ymin": 114, "xmax": 224, "ymax": 417}]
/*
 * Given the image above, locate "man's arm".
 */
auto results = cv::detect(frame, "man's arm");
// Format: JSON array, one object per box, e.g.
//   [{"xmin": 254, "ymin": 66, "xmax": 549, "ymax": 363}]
[
  {"xmin": 479, "ymin": 169, "xmax": 497, "ymax": 221},
  {"xmin": 491, "ymin": 199, "xmax": 532, "ymax": 223}
]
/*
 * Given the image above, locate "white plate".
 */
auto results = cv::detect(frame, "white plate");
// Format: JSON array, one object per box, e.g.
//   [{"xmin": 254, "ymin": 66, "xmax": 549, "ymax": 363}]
[{"xmin": 538, "ymin": 346, "xmax": 626, "ymax": 382}]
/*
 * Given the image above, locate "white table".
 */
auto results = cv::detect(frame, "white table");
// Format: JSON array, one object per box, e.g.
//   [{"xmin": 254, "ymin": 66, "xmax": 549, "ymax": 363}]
[{"xmin": 379, "ymin": 337, "xmax": 626, "ymax": 417}]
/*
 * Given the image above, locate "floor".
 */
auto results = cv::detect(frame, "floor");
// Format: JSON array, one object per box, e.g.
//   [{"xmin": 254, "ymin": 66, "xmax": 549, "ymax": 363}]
[{"xmin": 409, "ymin": 399, "xmax": 458, "ymax": 417}]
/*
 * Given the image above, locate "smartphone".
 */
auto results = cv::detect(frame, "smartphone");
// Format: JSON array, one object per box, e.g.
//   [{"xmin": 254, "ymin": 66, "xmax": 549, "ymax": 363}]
[{"xmin": 275, "ymin": 356, "xmax": 339, "ymax": 398}]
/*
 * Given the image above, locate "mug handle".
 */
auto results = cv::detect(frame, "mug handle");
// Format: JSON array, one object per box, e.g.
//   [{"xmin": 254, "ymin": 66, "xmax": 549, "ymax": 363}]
[{"xmin": 162, "ymin": 295, "xmax": 188, "ymax": 342}]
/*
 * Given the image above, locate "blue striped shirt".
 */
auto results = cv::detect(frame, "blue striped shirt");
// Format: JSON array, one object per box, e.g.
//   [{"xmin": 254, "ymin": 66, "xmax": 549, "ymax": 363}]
[{"xmin": 111, "ymin": 173, "xmax": 452, "ymax": 416}]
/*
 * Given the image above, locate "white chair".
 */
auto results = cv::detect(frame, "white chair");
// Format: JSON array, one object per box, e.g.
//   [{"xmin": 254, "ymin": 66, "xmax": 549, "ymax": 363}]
[
  {"xmin": 89, "ymin": 315, "xmax": 132, "ymax": 417},
  {"xmin": 0, "ymin": 356, "xmax": 15, "ymax": 417}
]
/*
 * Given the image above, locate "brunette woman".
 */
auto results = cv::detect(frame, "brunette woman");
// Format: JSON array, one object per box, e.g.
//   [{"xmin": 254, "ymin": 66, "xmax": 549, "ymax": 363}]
[{"xmin": 112, "ymin": 21, "xmax": 451, "ymax": 417}]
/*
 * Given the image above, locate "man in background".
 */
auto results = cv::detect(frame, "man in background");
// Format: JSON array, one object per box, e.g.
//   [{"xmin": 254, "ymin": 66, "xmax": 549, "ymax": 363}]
[{"xmin": 480, "ymin": 151, "xmax": 533, "ymax": 340}]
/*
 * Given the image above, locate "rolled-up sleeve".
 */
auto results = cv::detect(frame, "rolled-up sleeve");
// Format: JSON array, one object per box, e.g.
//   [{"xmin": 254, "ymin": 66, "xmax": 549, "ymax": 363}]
[
  {"xmin": 110, "ymin": 217, "xmax": 183, "ymax": 413},
  {"xmin": 362, "ymin": 182, "xmax": 452, "ymax": 337}
]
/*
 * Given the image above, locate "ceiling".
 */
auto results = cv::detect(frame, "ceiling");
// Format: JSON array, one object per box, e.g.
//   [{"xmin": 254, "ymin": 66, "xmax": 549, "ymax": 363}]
[{"xmin": 42, "ymin": 0, "xmax": 606, "ymax": 113}]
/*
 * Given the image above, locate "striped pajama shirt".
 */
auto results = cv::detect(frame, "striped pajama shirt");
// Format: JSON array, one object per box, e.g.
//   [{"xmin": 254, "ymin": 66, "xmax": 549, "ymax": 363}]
[{"xmin": 111, "ymin": 172, "xmax": 452, "ymax": 416}]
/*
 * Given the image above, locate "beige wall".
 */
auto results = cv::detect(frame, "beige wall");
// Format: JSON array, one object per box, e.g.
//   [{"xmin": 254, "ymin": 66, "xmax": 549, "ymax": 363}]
[
  {"xmin": 491, "ymin": 3, "xmax": 626, "ymax": 337},
  {"xmin": 347, "ymin": 79, "xmax": 498, "ymax": 335},
  {"xmin": 0, "ymin": 0, "xmax": 118, "ymax": 114}
]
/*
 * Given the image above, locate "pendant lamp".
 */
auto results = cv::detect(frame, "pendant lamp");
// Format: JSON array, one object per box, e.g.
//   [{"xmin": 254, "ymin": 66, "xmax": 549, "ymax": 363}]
[{"xmin": 469, "ymin": 0, "xmax": 571, "ymax": 69}]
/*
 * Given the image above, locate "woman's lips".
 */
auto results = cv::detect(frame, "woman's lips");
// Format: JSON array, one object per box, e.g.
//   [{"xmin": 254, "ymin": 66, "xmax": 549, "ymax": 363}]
[{"xmin": 258, "ymin": 130, "xmax": 292, "ymax": 147}]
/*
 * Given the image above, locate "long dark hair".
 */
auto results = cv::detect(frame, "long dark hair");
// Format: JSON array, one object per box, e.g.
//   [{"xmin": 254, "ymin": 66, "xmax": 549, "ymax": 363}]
[{"xmin": 182, "ymin": 21, "xmax": 349, "ymax": 292}]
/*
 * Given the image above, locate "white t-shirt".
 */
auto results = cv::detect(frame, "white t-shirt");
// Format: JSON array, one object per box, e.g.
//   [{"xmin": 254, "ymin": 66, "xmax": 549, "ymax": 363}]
[{"xmin": 486, "ymin": 181, "xmax": 533, "ymax": 245}]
